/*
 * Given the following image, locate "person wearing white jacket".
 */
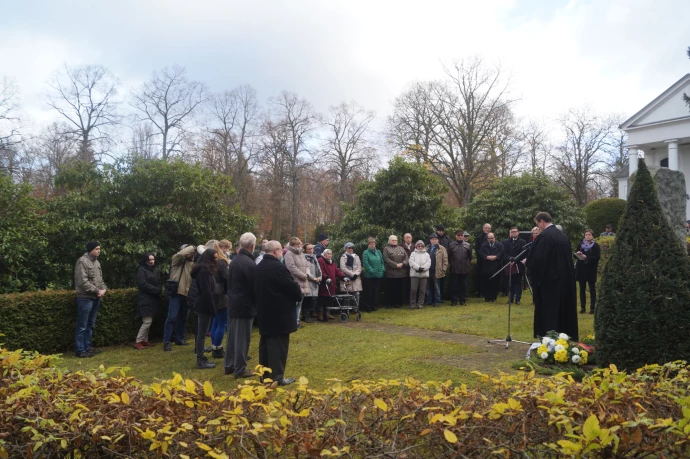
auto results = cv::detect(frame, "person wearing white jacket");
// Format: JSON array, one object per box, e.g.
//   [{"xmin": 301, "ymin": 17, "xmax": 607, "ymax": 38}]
[{"xmin": 408, "ymin": 240, "xmax": 432, "ymax": 309}]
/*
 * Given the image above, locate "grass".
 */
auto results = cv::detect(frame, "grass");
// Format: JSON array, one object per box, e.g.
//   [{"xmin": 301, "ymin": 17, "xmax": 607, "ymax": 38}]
[
  {"xmin": 59, "ymin": 323, "xmax": 483, "ymax": 392},
  {"xmin": 365, "ymin": 292, "xmax": 595, "ymax": 343},
  {"xmin": 58, "ymin": 290, "xmax": 594, "ymax": 391}
]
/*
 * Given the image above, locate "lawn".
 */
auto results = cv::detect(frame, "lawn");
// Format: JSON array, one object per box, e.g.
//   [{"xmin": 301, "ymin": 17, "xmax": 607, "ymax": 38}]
[{"xmin": 58, "ymin": 291, "xmax": 594, "ymax": 391}]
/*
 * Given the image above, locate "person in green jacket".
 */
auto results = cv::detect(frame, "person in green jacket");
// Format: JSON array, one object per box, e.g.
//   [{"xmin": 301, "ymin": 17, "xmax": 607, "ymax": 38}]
[{"xmin": 362, "ymin": 237, "xmax": 384, "ymax": 312}]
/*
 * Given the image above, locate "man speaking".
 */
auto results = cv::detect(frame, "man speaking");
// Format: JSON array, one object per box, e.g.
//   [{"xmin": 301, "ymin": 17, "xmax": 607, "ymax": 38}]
[{"xmin": 526, "ymin": 212, "xmax": 578, "ymax": 340}]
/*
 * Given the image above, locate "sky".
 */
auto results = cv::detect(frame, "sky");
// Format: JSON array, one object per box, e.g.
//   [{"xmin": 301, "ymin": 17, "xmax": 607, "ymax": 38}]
[{"xmin": 1, "ymin": 0, "xmax": 689, "ymax": 146}]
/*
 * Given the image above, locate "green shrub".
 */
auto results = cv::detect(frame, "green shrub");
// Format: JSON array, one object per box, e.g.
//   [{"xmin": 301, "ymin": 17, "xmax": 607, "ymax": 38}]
[
  {"xmin": 583, "ymin": 197, "xmax": 626, "ymax": 235},
  {"xmin": 0, "ymin": 289, "xmax": 180, "ymax": 354},
  {"xmin": 2, "ymin": 345, "xmax": 690, "ymax": 458},
  {"xmin": 595, "ymin": 235, "xmax": 615, "ymax": 277},
  {"xmin": 595, "ymin": 158, "xmax": 690, "ymax": 371}
]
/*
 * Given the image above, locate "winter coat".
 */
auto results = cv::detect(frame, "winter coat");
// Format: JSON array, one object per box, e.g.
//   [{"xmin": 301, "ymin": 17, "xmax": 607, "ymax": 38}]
[
  {"xmin": 474, "ymin": 231, "xmax": 489, "ymax": 262},
  {"xmin": 383, "ymin": 244, "xmax": 409, "ymax": 278},
  {"xmin": 362, "ymin": 248, "xmax": 385, "ymax": 278},
  {"xmin": 448, "ymin": 240, "xmax": 472, "ymax": 274},
  {"xmin": 339, "ymin": 252, "xmax": 363, "ymax": 292},
  {"xmin": 314, "ymin": 242, "xmax": 327, "ymax": 258},
  {"xmin": 191, "ymin": 265, "xmax": 217, "ymax": 316},
  {"xmin": 436, "ymin": 233, "xmax": 451, "ymax": 252},
  {"xmin": 169, "ymin": 245, "xmax": 196, "ymax": 296},
  {"xmin": 75, "ymin": 253, "xmax": 106, "ymax": 299},
  {"xmin": 255, "ymin": 254, "xmax": 303, "ymax": 337},
  {"xmin": 213, "ymin": 259, "xmax": 229, "ymax": 311},
  {"xmin": 479, "ymin": 242, "xmax": 504, "ymax": 274},
  {"xmin": 575, "ymin": 241, "xmax": 601, "ymax": 283},
  {"xmin": 304, "ymin": 253, "xmax": 322, "ymax": 297},
  {"xmin": 228, "ymin": 249, "xmax": 257, "ymax": 319},
  {"xmin": 426, "ymin": 244, "xmax": 449, "ymax": 279},
  {"xmin": 318, "ymin": 257, "xmax": 345, "ymax": 297},
  {"xmin": 284, "ymin": 245, "xmax": 310, "ymax": 295},
  {"xmin": 136, "ymin": 264, "xmax": 161, "ymax": 317},
  {"xmin": 408, "ymin": 250, "xmax": 432, "ymax": 278}
]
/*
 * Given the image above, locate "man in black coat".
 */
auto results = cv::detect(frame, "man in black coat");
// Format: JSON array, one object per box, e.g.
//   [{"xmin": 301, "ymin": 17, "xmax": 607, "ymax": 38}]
[
  {"xmin": 474, "ymin": 223, "xmax": 491, "ymax": 297},
  {"xmin": 479, "ymin": 233, "xmax": 503, "ymax": 302},
  {"xmin": 526, "ymin": 212, "xmax": 579, "ymax": 340},
  {"xmin": 255, "ymin": 240, "xmax": 303, "ymax": 387},
  {"xmin": 225, "ymin": 232, "xmax": 257, "ymax": 379},
  {"xmin": 502, "ymin": 227, "xmax": 527, "ymax": 305}
]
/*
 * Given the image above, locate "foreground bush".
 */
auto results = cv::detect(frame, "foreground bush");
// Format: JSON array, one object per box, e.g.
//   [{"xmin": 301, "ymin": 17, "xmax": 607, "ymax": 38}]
[{"xmin": 1, "ymin": 346, "xmax": 689, "ymax": 458}]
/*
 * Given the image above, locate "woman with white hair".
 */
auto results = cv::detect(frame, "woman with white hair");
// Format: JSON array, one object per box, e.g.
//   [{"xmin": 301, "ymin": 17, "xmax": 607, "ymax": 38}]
[
  {"xmin": 382, "ymin": 235, "xmax": 408, "ymax": 308},
  {"xmin": 317, "ymin": 249, "xmax": 345, "ymax": 321},
  {"xmin": 339, "ymin": 242, "xmax": 362, "ymax": 304},
  {"xmin": 408, "ymin": 240, "xmax": 431, "ymax": 309}
]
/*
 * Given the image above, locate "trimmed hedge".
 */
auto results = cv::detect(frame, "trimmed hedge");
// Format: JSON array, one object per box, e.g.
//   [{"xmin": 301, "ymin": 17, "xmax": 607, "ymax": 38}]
[
  {"xmin": 583, "ymin": 197, "xmax": 626, "ymax": 235},
  {"xmin": 0, "ymin": 289, "xmax": 179, "ymax": 354}
]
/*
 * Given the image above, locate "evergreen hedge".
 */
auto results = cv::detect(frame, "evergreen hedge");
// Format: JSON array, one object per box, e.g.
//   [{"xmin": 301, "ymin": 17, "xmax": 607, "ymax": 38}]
[
  {"xmin": 595, "ymin": 158, "xmax": 690, "ymax": 370},
  {"xmin": 0, "ymin": 289, "xmax": 177, "ymax": 354},
  {"xmin": 583, "ymin": 197, "xmax": 627, "ymax": 235}
]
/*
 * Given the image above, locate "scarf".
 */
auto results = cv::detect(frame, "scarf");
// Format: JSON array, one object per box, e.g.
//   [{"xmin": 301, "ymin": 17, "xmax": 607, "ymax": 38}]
[
  {"xmin": 581, "ymin": 239, "xmax": 595, "ymax": 251},
  {"xmin": 345, "ymin": 253, "xmax": 354, "ymax": 269}
]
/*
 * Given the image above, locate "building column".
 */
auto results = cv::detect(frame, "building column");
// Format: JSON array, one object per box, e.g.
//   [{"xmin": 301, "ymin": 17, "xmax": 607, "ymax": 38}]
[
  {"xmin": 628, "ymin": 146, "xmax": 639, "ymax": 176},
  {"xmin": 665, "ymin": 139, "xmax": 679, "ymax": 171}
]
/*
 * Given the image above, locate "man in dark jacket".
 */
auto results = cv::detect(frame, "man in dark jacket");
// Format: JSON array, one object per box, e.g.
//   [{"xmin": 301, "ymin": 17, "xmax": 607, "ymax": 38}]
[
  {"xmin": 314, "ymin": 233, "xmax": 329, "ymax": 258},
  {"xmin": 448, "ymin": 230, "xmax": 472, "ymax": 305},
  {"xmin": 224, "ymin": 232, "xmax": 257, "ymax": 379},
  {"xmin": 479, "ymin": 232, "xmax": 503, "ymax": 302},
  {"xmin": 434, "ymin": 225, "xmax": 451, "ymax": 300},
  {"xmin": 502, "ymin": 227, "xmax": 527, "ymax": 304},
  {"xmin": 255, "ymin": 240, "xmax": 303, "ymax": 387},
  {"xmin": 474, "ymin": 223, "xmax": 491, "ymax": 297}
]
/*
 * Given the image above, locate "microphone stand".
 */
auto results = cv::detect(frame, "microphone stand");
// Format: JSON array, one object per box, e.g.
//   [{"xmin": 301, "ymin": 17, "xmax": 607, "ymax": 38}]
[{"xmin": 487, "ymin": 241, "xmax": 532, "ymax": 349}]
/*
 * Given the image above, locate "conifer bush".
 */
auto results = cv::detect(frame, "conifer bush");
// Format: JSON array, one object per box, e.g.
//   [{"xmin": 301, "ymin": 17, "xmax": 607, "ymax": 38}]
[{"xmin": 595, "ymin": 158, "xmax": 690, "ymax": 370}]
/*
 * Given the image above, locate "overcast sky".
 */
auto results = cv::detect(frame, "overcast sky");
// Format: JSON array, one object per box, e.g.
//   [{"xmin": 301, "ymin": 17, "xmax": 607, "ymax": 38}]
[{"xmin": 1, "ymin": 0, "xmax": 689, "ymax": 143}]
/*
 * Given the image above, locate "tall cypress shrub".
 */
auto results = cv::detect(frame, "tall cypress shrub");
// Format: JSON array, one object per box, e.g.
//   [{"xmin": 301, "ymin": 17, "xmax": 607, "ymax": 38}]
[{"xmin": 595, "ymin": 158, "xmax": 690, "ymax": 370}]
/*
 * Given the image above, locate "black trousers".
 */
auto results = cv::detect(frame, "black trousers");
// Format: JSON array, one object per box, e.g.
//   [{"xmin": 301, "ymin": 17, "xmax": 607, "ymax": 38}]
[
  {"xmin": 362, "ymin": 277, "xmax": 381, "ymax": 311},
  {"xmin": 386, "ymin": 277, "xmax": 405, "ymax": 307},
  {"xmin": 476, "ymin": 259, "xmax": 483, "ymax": 295},
  {"xmin": 579, "ymin": 280, "xmax": 596, "ymax": 312},
  {"xmin": 451, "ymin": 273, "xmax": 468, "ymax": 302},
  {"xmin": 259, "ymin": 334, "xmax": 290, "ymax": 382},
  {"xmin": 481, "ymin": 273, "xmax": 499, "ymax": 300},
  {"xmin": 195, "ymin": 313, "xmax": 213, "ymax": 356},
  {"xmin": 508, "ymin": 274, "xmax": 523, "ymax": 302},
  {"xmin": 402, "ymin": 276, "xmax": 411, "ymax": 305}
]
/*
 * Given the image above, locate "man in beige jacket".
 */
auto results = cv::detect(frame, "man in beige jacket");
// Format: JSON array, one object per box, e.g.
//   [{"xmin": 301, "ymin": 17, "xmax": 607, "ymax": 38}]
[
  {"xmin": 74, "ymin": 241, "xmax": 107, "ymax": 358},
  {"xmin": 425, "ymin": 234, "xmax": 448, "ymax": 307}
]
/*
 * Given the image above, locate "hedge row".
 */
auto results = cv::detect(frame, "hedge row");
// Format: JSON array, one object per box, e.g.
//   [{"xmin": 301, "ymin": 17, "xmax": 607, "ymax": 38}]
[
  {"xmin": 0, "ymin": 289, "xmax": 181, "ymax": 354},
  {"xmin": 1, "ymin": 346, "xmax": 689, "ymax": 458}
]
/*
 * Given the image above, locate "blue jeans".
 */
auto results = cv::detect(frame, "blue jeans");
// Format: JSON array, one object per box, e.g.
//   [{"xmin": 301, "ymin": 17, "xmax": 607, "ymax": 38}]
[
  {"xmin": 425, "ymin": 278, "xmax": 441, "ymax": 305},
  {"xmin": 163, "ymin": 294, "xmax": 189, "ymax": 343},
  {"xmin": 75, "ymin": 298, "xmax": 101, "ymax": 354},
  {"xmin": 210, "ymin": 309, "xmax": 228, "ymax": 347}
]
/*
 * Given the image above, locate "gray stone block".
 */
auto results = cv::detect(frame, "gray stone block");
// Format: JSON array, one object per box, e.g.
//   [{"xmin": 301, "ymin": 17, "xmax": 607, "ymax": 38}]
[{"xmin": 630, "ymin": 166, "xmax": 686, "ymax": 244}]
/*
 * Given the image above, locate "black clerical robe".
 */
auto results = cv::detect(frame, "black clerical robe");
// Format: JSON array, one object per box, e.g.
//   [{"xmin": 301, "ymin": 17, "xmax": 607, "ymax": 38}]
[{"xmin": 525, "ymin": 225, "xmax": 578, "ymax": 340}]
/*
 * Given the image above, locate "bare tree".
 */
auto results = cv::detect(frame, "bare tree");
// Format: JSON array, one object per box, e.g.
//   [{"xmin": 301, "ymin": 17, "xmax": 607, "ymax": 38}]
[
  {"xmin": 271, "ymin": 91, "xmax": 315, "ymax": 236},
  {"xmin": 203, "ymin": 85, "xmax": 259, "ymax": 208},
  {"xmin": 131, "ymin": 65, "xmax": 207, "ymax": 160},
  {"xmin": 388, "ymin": 58, "xmax": 515, "ymax": 205},
  {"xmin": 603, "ymin": 126, "xmax": 628, "ymax": 196},
  {"xmin": 486, "ymin": 107, "xmax": 523, "ymax": 178},
  {"xmin": 520, "ymin": 120, "xmax": 551, "ymax": 175},
  {"xmin": 45, "ymin": 65, "xmax": 120, "ymax": 163},
  {"xmin": 387, "ymin": 81, "xmax": 437, "ymax": 163},
  {"xmin": 553, "ymin": 107, "xmax": 618, "ymax": 206},
  {"xmin": 0, "ymin": 77, "xmax": 21, "ymax": 152},
  {"xmin": 321, "ymin": 100, "xmax": 376, "ymax": 219},
  {"xmin": 129, "ymin": 122, "xmax": 157, "ymax": 160},
  {"xmin": 25, "ymin": 122, "xmax": 78, "ymax": 194},
  {"xmin": 256, "ymin": 117, "xmax": 290, "ymax": 239}
]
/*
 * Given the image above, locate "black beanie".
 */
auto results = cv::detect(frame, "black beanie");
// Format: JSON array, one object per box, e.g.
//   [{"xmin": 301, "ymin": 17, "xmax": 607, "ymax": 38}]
[
  {"xmin": 86, "ymin": 241, "xmax": 101, "ymax": 253},
  {"xmin": 317, "ymin": 233, "xmax": 328, "ymax": 242}
]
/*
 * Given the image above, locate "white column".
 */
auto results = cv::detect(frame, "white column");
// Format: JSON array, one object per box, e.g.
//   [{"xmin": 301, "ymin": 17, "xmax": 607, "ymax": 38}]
[
  {"xmin": 628, "ymin": 146, "xmax": 638, "ymax": 176},
  {"xmin": 665, "ymin": 139, "xmax": 679, "ymax": 171}
]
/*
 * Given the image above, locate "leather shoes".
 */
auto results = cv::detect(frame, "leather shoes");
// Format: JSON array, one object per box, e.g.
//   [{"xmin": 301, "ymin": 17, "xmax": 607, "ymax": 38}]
[
  {"xmin": 235, "ymin": 370, "xmax": 255, "ymax": 379},
  {"xmin": 278, "ymin": 377, "xmax": 295, "ymax": 386}
]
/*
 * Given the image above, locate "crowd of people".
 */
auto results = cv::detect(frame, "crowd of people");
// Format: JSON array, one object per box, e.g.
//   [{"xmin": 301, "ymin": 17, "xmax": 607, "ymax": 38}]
[{"xmin": 72, "ymin": 212, "xmax": 612, "ymax": 383}]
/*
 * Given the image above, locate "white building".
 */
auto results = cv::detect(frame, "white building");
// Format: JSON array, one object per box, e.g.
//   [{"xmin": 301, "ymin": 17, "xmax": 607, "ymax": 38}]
[{"xmin": 618, "ymin": 73, "xmax": 690, "ymax": 218}]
